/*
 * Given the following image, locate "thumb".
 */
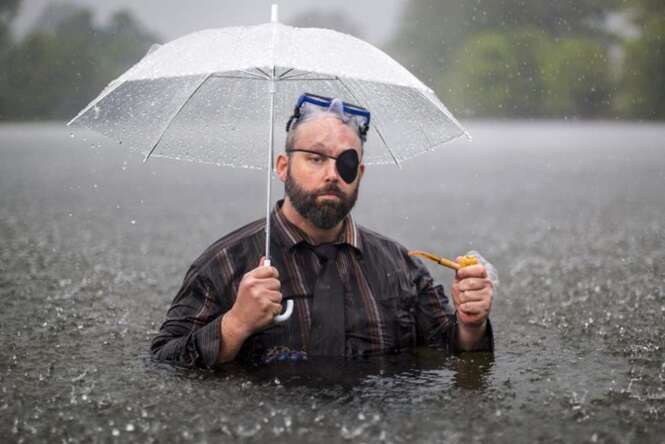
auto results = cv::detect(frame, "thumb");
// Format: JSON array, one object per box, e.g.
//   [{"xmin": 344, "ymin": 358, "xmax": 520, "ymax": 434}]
[
  {"xmin": 454, "ymin": 256, "xmax": 463, "ymax": 280},
  {"xmin": 258, "ymin": 256, "xmax": 266, "ymax": 267}
]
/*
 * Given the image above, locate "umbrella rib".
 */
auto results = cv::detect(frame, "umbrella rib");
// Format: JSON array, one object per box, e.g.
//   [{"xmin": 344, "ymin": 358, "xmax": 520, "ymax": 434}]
[
  {"xmin": 238, "ymin": 69, "xmax": 270, "ymax": 80},
  {"xmin": 279, "ymin": 76, "xmax": 338, "ymax": 82},
  {"xmin": 143, "ymin": 73, "xmax": 212, "ymax": 163},
  {"xmin": 254, "ymin": 67, "xmax": 272, "ymax": 80},
  {"xmin": 278, "ymin": 71, "xmax": 336, "ymax": 81},
  {"xmin": 337, "ymin": 78, "xmax": 402, "ymax": 168},
  {"xmin": 212, "ymin": 74, "xmax": 268, "ymax": 81},
  {"xmin": 277, "ymin": 68, "xmax": 294, "ymax": 79}
]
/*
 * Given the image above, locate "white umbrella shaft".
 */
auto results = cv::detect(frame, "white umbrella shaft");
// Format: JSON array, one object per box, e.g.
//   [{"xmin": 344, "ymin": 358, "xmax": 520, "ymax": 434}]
[
  {"xmin": 265, "ymin": 73, "xmax": 294, "ymax": 324},
  {"xmin": 265, "ymin": 78, "xmax": 275, "ymax": 262}
]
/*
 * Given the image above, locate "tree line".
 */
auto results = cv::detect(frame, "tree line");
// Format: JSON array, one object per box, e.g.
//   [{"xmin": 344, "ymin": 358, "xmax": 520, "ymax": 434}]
[
  {"xmin": 0, "ymin": 2, "xmax": 157, "ymax": 121},
  {"xmin": 0, "ymin": 1, "xmax": 663, "ymax": 121},
  {"xmin": 388, "ymin": 0, "xmax": 665, "ymax": 119}
]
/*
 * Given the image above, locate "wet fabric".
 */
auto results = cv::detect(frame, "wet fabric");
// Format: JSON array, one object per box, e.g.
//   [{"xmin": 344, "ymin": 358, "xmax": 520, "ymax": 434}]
[
  {"xmin": 308, "ymin": 244, "xmax": 345, "ymax": 356},
  {"xmin": 151, "ymin": 200, "xmax": 493, "ymax": 368}
]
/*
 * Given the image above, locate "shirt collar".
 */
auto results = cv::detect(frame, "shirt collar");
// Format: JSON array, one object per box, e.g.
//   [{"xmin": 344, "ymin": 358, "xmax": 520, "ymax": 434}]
[{"xmin": 271, "ymin": 199, "xmax": 363, "ymax": 254}]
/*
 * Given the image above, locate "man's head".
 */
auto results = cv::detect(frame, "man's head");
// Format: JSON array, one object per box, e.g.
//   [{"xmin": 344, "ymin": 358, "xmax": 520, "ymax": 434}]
[{"xmin": 276, "ymin": 110, "xmax": 366, "ymax": 230}]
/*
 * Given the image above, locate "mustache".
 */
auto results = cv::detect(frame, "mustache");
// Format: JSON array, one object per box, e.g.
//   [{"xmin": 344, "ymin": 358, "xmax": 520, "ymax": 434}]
[{"xmin": 315, "ymin": 184, "xmax": 343, "ymax": 197}]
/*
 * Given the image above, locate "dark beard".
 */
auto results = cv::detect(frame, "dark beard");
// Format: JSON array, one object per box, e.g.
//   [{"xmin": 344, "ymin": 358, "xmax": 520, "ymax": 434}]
[{"xmin": 285, "ymin": 169, "xmax": 359, "ymax": 230}]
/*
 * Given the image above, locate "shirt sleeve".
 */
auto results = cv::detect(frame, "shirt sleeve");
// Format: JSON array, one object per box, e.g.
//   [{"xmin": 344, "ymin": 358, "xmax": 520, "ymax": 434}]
[
  {"xmin": 410, "ymin": 255, "xmax": 494, "ymax": 353},
  {"xmin": 150, "ymin": 266, "xmax": 227, "ymax": 368}
]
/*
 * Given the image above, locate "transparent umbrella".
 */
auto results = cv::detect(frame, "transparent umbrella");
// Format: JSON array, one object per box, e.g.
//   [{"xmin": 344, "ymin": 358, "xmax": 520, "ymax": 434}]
[{"xmin": 68, "ymin": 5, "xmax": 470, "ymax": 321}]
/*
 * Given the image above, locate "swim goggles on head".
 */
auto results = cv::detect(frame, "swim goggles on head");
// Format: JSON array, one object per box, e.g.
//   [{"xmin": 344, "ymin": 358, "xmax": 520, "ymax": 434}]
[
  {"xmin": 285, "ymin": 93, "xmax": 371, "ymax": 142},
  {"xmin": 285, "ymin": 148, "xmax": 360, "ymax": 184}
]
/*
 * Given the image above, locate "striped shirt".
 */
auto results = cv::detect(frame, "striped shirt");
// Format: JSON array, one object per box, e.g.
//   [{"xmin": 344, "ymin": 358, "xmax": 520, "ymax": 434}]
[{"xmin": 151, "ymin": 200, "xmax": 493, "ymax": 368}]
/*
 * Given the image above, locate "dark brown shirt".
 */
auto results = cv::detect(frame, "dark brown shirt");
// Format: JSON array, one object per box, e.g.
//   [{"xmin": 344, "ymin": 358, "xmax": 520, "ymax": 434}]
[{"xmin": 151, "ymin": 201, "xmax": 493, "ymax": 368}]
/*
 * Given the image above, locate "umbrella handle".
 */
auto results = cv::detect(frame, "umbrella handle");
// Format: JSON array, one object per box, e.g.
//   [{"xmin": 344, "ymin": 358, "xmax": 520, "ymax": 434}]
[
  {"xmin": 264, "ymin": 259, "xmax": 294, "ymax": 323},
  {"xmin": 274, "ymin": 300, "xmax": 294, "ymax": 323}
]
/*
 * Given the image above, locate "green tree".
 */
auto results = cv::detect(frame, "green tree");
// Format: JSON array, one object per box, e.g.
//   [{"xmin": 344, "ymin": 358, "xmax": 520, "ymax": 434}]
[
  {"xmin": 440, "ymin": 29, "xmax": 552, "ymax": 117},
  {"xmin": 542, "ymin": 38, "xmax": 613, "ymax": 117},
  {"xmin": 440, "ymin": 29, "xmax": 613, "ymax": 118},
  {"xmin": 617, "ymin": 17, "xmax": 665, "ymax": 119},
  {"xmin": 0, "ymin": 4, "xmax": 159, "ymax": 121},
  {"xmin": 0, "ymin": 0, "xmax": 20, "ymax": 51},
  {"xmin": 388, "ymin": 0, "xmax": 619, "ymax": 87}
]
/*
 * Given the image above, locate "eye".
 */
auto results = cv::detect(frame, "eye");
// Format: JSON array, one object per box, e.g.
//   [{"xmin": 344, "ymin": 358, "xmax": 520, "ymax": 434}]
[{"xmin": 307, "ymin": 154, "xmax": 325, "ymax": 164}]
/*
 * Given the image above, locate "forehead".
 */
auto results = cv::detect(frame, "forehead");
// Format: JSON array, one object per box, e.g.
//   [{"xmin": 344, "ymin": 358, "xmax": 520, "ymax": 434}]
[{"xmin": 292, "ymin": 117, "xmax": 362, "ymax": 155}]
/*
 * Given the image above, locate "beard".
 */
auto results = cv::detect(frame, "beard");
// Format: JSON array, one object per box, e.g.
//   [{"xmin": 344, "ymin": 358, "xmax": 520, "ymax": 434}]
[{"xmin": 285, "ymin": 168, "xmax": 359, "ymax": 230}]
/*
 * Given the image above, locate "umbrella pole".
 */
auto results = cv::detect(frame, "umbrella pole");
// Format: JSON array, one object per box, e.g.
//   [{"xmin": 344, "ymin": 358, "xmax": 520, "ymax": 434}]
[
  {"xmin": 265, "ymin": 77, "xmax": 275, "ymax": 264},
  {"xmin": 265, "ymin": 68, "xmax": 293, "ymax": 324},
  {"xmin": 266, "ymin": 6, "xmax": 293, "ymax": 324}
]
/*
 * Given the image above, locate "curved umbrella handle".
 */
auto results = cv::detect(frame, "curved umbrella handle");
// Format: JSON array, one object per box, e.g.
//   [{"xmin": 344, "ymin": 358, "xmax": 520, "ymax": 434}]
[
  {"xmin": 264, "ymin": 259, "xmax": 293, "ymax": 323},
  {"xmin": 274, "ymin": 300, "xmax": 294, "ymax": 323}
]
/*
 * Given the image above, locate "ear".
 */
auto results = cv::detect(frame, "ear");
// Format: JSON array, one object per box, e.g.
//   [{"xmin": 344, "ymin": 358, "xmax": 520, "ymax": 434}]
[
  {"xmin": 276, "ymin": 153, "xmax": 288, "ymax": 183},
  {"xmin": 357, "ymin": 162, "xmax": 365, "ymax": 182}
]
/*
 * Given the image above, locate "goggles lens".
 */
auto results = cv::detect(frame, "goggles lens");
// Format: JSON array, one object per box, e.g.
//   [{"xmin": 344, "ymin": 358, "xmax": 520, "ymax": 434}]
[{"xmin": 286, "ymin": 93, "xmax": 371, "ymax": 141}]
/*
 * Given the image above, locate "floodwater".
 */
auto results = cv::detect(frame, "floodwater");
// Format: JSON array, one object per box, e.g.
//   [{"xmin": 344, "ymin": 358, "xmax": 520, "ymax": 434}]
[{"xmin": 1, "ymin": 121, "xmax": 664, "ymax": 443}]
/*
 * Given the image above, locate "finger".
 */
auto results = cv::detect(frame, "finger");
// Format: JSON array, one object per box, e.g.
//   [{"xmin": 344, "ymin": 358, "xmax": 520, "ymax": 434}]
[
  {"xmin": 257, "ymin": 277, "xmax": 281, "ymax": 292},
  {"xmin": 264, "ymin": 290, "xmax": 283, "ymax": 304},
  {"xmin": 459, "ymin": 301, "xmax": 488, "ymax": 315},
  {"xmin": 269, "ymin": 301, "xmax": 284, "ymax": 317},
  {"xmin": 458, "ymin": 277, "xmax": 492, "ymax": 292},
  {"xmin": 252, "ymin": 264, "xmax": 280, "ymax": 279},
  {"xmin": 456, "ymin": 264, "xmax": 487, "ymax": 280},
  {"xmin": 458, "ymin": 288, "xmax": 491, "ymax": 304}
]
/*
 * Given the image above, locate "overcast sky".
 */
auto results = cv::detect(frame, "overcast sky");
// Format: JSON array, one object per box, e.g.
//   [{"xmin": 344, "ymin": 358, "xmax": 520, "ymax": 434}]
[{"xmin": 14, "ymin": 0, "xmax": 406, "ymax": 46}]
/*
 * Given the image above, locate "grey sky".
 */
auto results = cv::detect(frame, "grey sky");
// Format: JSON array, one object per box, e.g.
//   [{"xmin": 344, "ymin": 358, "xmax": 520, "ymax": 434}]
[{"xmin": 14, "ymin": 0, "xmax": 406, "ymax": 46}]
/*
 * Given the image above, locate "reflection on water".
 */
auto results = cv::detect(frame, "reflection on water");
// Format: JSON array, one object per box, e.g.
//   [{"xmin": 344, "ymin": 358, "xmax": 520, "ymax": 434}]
[
  {"xmin": 1, "ymin": 121, "xmax": 664, "ymax": 442},
  {"xmin": 228, "ymin": 351, "xmax": 494, "ymax": 392}
]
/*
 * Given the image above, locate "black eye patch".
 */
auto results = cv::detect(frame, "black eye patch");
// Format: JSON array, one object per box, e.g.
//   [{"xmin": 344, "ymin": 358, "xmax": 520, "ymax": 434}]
[{"xmin": 336, "ymin": 149, "xmax": 359, "ymax": 184}]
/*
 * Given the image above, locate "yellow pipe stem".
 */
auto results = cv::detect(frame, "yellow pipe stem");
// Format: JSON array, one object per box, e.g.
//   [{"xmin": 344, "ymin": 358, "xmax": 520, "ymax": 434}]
[{"xmin": 408, "ymin": 250, "xmax": 478, "ymax": 271}]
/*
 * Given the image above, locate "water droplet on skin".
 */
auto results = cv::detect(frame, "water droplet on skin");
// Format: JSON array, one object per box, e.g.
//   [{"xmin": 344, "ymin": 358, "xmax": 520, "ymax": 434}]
[
  {"xmin": 125, "ymin": 423, "xmax": 135, "ymax": 432},
  {"xmin": 130, "ymin": 220, "xmax": 136, "ymax": 225},
  {"xmin": 111, "ymin": 428, "xmax": 119, "ymax": 437}
]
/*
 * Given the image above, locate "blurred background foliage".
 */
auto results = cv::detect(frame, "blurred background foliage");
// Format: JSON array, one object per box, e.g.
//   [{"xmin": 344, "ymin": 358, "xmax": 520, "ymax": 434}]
[{"xmin": 0, "ymin": 0, "xmax": 663, "ymax": 121}]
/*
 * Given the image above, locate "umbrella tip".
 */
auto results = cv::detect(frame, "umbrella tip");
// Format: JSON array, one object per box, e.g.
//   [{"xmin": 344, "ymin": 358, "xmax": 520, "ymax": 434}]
[{"xmin": 271, "ymin": 4, "xmax": 279, "ymax": 23}]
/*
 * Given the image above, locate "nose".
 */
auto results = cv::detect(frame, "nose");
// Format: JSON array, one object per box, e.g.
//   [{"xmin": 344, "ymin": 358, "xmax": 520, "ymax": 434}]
[{"xmin": 322, "ymin": 157, "xmax": 340, "ymax": 183}]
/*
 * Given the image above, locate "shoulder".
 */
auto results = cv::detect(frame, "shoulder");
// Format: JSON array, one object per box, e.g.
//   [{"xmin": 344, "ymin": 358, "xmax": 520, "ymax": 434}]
[
  {"xmin": 190, "ymin": 217, "xmax": 266, "ymax": 273},
  {"xmin": 356, "ymin": 224, "xmax": 431, "ymax": 280},
  {"xmin": 357, "ymin": 224, "xmax": 410, "ymax": 256},
  {"xmin": 356, "ymin": 225, "xmax": 414, "ymax": 272}
]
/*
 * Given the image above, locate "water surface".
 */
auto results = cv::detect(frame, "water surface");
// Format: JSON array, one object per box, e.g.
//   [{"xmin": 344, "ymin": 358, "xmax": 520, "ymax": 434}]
[{"xmin": 1, "ymin": 121, "xmax": 664, "ymax": 442}]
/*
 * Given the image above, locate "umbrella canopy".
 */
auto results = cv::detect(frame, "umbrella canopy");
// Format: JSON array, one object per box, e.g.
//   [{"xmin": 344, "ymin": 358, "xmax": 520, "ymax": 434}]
[{"xmin": 68, "ymin": 10, "xmax": 470, "ymax": 168}]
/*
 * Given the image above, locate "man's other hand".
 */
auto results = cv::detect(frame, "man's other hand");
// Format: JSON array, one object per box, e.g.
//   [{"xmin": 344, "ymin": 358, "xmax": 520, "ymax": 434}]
[
  {"xmin": 451, "ymin": 258, "xmax": 493, "ymax": 328},
  {"xmin": 226, "ymin": 257, "xmax": 283, "ymax": 338}
]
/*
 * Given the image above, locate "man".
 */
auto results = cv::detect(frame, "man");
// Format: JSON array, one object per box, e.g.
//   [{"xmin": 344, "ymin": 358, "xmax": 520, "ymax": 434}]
[{"xmin": 151, "ymin": 93, "xmax": 494, "ymax": 368}]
